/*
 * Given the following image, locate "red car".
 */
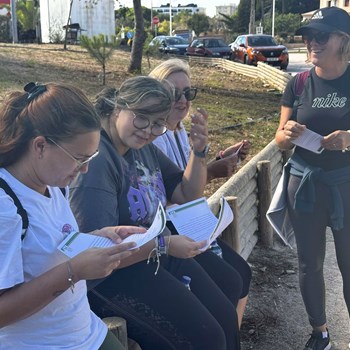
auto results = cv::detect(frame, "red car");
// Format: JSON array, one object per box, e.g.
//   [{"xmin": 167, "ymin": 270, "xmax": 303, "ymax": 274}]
[{"xmin": 230, "ymin": 34, "xmax": 289, "ymax": 70}]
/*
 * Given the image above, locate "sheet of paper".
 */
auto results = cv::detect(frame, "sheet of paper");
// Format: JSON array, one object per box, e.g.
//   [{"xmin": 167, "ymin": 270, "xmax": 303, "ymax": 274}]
[
  {"xmin": 58, "ymin": 202, "xmax": 166, "ymax": 258},
  {"xmin": 291, "ymin": 128, "xmax": 324, "ymax": 154},
  {"xmin": 166, "ymin": 197, "xmax": 233, "ymax": 250}
]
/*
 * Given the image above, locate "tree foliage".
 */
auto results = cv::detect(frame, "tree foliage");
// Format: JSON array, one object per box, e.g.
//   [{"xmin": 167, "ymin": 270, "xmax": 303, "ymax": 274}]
[
  {"xmin": 80, "ymin": 34, "xmax": 118, "ymax": 85},
  {"xmin": 187, "ymin": 13, "xmax": 210, "ymax": 37},
  {"xmin": 16, "ymin": 0, "xmax": 39, "ymax": 31},
  {"xmin": 263, "ymin": 13, "xmax": 301, "ymax": 38}
]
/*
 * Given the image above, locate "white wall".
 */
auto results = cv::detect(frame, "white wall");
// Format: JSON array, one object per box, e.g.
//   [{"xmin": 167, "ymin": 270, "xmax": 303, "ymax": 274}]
[{"xmin": 39, "ymin": 0, "xmax": 115, "ymax": 43}]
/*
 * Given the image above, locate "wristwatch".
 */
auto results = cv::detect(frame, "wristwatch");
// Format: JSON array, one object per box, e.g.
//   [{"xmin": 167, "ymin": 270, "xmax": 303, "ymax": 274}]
[{"xmin": 193, "ymin": 144, "xmax": 209, "ymax": 158}]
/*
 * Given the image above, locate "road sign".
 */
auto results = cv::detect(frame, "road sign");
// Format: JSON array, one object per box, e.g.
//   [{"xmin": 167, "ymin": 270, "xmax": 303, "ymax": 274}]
[{"xmin": 152, "ymin": 16, "xmax": 160, "ymax": 25}]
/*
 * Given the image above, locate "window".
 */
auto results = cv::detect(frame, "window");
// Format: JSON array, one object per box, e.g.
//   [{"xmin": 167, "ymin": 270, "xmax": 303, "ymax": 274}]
[{"xmin": 345, "ymin": 0, "xmax": 349, "ymax": 6}]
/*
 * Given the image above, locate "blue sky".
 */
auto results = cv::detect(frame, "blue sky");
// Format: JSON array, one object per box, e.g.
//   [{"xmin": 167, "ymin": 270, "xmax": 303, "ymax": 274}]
[{"xmin": 118, "ymin": 0, "xmax": 240, "ymax": 18}]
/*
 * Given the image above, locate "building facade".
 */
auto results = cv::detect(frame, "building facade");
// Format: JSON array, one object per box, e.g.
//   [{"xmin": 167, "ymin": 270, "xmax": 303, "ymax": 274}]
[
  {"xmin": 215, "ymin": 4, "xmax": 237, "ymax": 17},
  {"xmin": 39, "ymin": 0, "xmax": 115, "ymax": 43},
  {"xmin": 153, "ymin": 3, "xmax": 205, "ymax": 16}
]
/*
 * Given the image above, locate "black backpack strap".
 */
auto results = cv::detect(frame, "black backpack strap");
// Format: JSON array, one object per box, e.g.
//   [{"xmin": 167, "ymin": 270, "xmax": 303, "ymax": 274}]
[{"xmin": 0, "ymin": 178, "xmax": 28, "ymax": 240}]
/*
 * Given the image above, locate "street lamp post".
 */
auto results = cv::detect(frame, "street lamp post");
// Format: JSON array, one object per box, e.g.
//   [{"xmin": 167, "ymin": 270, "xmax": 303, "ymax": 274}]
[
  {"xmin": 272, "ymin": 0, "xmax": 275, "ymax": 37},
  {"xmin": 169, "ymin": 0, "xmax": 172, "ymax": 36}
]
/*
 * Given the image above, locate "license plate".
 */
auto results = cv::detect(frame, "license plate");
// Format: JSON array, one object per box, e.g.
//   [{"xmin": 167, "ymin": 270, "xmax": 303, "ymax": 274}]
[
  {"xmin": 223, "ymin": 55, "xmax": 230, "ymax": 59},
  {"xmin": 266, "ymin": 57, "xmax": 279, "ymax": 62}
]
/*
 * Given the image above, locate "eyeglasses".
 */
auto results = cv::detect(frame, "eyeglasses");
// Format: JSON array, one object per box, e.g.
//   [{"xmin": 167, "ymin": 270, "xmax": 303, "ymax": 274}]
[
  {"xmin": 129, "ymin": 110, "xmax": 167, "ymax": 136},
  {"xmin": 47, "ymin": 137, "xmax": 99, "ymax": 170},
  {"xmin": 302, "ymin": 31, "xmax": 331, "ymax": 45},
  {"xmin": 174, "ymin": 87, "xmax": 197, "ymax": 102}
]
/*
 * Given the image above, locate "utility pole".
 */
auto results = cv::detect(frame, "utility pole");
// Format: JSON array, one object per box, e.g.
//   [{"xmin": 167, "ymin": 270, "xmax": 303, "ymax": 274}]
[
  {"xmin": 249, "ymin": 0, "xmax": 255, "ymax": 34},
  {"xmin": 10, "ymin": 0, "xmax": 18, "ymax": 43},
  {"xmin": 169, "ymin": 0, "xmax": 172, "ymax": 35}
]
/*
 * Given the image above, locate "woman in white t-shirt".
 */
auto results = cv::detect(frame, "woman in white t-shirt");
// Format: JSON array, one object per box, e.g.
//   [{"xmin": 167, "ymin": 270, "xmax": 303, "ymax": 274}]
[{"xmin": 0, "ymin": 82, "xmax": 141, "ymax": 350}]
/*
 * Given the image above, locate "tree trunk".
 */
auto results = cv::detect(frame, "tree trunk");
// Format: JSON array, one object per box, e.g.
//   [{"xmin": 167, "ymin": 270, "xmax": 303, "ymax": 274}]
[
  {"xmin": 128, "ymin": 0, "xmax": 146, "ymax": 74},
  {"xmin": 63, "ymin": 0, "xmax": 73, "ymax": 50}
]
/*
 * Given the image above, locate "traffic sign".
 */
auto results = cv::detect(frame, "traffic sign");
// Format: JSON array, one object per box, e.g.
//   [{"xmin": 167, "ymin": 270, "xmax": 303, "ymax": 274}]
[{"xmin": 152, "ymin": 16, "xmax": 160, "ymax": 25}]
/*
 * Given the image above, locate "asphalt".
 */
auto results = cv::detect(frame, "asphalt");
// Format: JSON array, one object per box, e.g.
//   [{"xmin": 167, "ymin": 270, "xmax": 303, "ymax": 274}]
[{"xmin": 241, "ymin": 228, "xmax": 349, "ymax": 350}]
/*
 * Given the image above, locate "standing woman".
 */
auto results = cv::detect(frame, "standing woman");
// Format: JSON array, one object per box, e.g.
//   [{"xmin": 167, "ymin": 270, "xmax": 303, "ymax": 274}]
[
  {"xmin": 0, "ymin": 82, "xmax": 139, "ymax": 349},
  {"xmin": 274, "ymin": 7, "xmax": 350, "ymax": 350},
  {"xmin": 149, "ymin": 58, "xmax": 252, "ymax": 328},
  {"xmin": 70, "ymin": 76, "xmax": 241, "ymax": 350}
]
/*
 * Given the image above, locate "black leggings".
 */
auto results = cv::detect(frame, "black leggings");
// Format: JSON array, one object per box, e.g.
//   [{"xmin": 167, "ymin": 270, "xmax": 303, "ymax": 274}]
[
  {"xmin": 287, "ymin": 175, "xmax": 350, "ymax": 327},
  {"xmin": 88, "ymin": 254, "xmax": 241, "ymax": 350}
]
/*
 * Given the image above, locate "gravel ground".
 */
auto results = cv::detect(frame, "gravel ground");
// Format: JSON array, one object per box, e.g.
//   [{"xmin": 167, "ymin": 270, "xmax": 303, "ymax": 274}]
[{"xmin": 241, "ymin": 230, "xmax": 349, "ymax": 350}]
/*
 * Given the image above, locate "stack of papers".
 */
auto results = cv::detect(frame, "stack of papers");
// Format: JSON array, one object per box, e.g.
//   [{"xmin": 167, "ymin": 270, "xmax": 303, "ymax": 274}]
[
  {"xmin": 58, "ymin": 203, "xmax": 166, "ymax": 258},
  {"xmin": 166, "ymin": 197, "xmax": 234, "ymax": 250}
]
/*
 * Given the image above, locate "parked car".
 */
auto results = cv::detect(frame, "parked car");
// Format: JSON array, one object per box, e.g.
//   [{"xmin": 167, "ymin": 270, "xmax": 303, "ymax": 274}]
[
  {"xmin": 148, "ymin": 36, "xmax": 189, "ymax": 55},
  {"xmin": 230, "ymin": 34, "xmax": 289, "ymax": 70},
  {"xmin": 186, "ymin": 37, "xmax": 232, "ymax": 59}
]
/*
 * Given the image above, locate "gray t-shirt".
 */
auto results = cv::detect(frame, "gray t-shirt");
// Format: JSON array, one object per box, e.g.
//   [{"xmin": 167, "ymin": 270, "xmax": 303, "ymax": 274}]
[
  {"xmin": 281, "ymin": 66, "xmax": 350, "ymax": 170},
  {"xmin": 70, "ymin": 130, "xmax": 184, "ymax": 231}
]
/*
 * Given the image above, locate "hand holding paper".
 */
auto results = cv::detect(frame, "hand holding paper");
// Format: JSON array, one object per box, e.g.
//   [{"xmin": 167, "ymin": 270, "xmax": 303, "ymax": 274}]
[
  {"xmin": 58, "ymin": 203, "xmax": 166, "ymax": 258},
  {"xmin": 166, "ymin": 197, "xmax": 233, "ymax": 251},
  {"xmin": 291, "ymin": 128, "xmax": 324, "ymax": 154}
]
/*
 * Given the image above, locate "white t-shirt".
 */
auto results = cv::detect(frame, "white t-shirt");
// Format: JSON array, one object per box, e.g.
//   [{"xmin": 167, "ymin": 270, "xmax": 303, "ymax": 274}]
[
  {"xmin": 0, "ymin": 168, "xmax": 107, "ymax": 349},
  {"xmin": 153, "ymin": 123, "xmax": 191, "ymax": 170}
]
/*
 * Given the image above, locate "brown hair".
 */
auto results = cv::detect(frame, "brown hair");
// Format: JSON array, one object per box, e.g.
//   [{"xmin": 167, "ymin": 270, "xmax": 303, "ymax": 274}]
[
  {"xmin": 0, "ymin": 82, "xmax": 100, "ymax": 167},
  {"xmin": 94, "ymin": 76, "xmax": 173, "ymax": 121}
]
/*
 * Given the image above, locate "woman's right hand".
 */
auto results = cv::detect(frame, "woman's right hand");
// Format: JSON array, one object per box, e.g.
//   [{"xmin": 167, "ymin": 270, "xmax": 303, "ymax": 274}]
[
  {"xmin": 167, "ymin": 235, "xmax": 207, "ymax": 259},
  {"xmin": 70, "ymin": 242, "xmax": 137, "ymax": 281},
  {"xmin": 282, "ymin": 120, "xmax": 306, "ymax": 141}
]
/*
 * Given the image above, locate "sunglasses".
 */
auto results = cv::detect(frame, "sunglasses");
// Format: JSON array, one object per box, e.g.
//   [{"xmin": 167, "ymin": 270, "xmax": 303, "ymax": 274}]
[
  {"xmin": 302, "ymin": 31, "xmax": 331, "ymax": 45},
  {"xmin": 174, "ymin": 87, "xmax": 197, "ymax": 102},
  {"xmin": 47, "ymin": 137, "xmax": 99, "ymax": 170}
]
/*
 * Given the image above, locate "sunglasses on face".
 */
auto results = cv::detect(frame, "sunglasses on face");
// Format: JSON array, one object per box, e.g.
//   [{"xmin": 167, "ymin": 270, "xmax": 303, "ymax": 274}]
[
  {"xmin": 129, "ymin": 110, "xmax": 167, "ymax": 136},
  {"xmin": 174, "ymin": 87, "xmax": 197, "ymax": 102},
  {"xmin": 302, "ymin": 31, "xmax": 331, "ymax": 45}
]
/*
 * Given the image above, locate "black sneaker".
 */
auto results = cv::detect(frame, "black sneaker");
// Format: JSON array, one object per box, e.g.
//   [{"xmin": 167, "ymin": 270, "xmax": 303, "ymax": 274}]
[{"xmin": 304, "ymin": 330, "xmax": 331, "ymax": 350}]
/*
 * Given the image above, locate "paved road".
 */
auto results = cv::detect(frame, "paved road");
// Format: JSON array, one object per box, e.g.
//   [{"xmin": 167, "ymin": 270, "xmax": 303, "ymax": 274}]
[{"xmin": 286, "ymin": 52, "xmax": 313, "ymax": 75}]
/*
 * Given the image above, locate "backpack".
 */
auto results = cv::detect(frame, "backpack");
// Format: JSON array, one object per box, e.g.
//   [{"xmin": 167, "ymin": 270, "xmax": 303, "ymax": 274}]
[
  {"xmin": 291, "ymin": 70, "xmax": 310, "ymax": 120},
  {"xmin": 0, "ymin": 178, "xmax": 65, "ymax": 240}
]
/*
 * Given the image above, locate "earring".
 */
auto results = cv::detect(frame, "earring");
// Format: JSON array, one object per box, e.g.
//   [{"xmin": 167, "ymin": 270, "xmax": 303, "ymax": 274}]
[{"xmin": 39, "ymin": 153, "xmax": 43, "ymax": 159}]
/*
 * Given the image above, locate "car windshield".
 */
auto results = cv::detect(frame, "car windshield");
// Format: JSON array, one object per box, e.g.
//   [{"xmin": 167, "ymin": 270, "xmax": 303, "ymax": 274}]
[
  {"xmin": 248, "ymin": 36, "xmax": 278, "ymax": 47},
  {"xmin": 204, "ymin": 39, "xmax": 229, "ymax": 48},
  {"xmin": 167, "ymin": 37, "xmax": 188, "ymax": 45}
]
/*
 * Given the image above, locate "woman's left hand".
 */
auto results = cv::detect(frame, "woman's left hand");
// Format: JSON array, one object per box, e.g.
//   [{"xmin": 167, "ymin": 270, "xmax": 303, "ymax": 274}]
[
  {"xmin": 190, "ymin": 107, "xmax": 208, "ymax": 153},
  {"xmin": 91, "ymin": 226, "xmax": 147, "ymax": 243},
  {"xmin": 321, "ymin": 130, "xmax": 350, "ymax": 151}
]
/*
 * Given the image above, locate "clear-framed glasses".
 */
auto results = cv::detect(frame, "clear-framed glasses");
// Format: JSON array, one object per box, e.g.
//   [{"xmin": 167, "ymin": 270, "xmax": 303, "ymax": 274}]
[
  {"xmin": 174, "ymin": 87, "xmax": 197, "ymax": 102},
  {"xmin": 46, "ymin": 137, "xmax": 99, "ymax": 170},
  {"xmin": 302, "ymin": 31, "xmax": 331, "ymax": 45},
  {"xmin": 129, "ymin": 111, "xmax": 167, "ymax": 136}
]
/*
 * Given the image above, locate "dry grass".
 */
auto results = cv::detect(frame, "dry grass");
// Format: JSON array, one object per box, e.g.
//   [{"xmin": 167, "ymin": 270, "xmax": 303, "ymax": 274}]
[{"xmin": 0, "ymin": 43, "xmax": 282, "ymax": 195}]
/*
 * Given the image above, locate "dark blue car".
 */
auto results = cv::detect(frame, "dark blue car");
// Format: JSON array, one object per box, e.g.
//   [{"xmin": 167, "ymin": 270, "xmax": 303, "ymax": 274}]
[{"xmin": 149, "ymin": 36, "xmax": 189, "ymax": 55}]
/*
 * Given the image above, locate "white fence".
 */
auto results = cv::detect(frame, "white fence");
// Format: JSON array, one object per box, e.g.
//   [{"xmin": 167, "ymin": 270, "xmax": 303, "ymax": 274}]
[{"xmin": 187, "ymin": 56, "xmax": 292, "ymax": 92}]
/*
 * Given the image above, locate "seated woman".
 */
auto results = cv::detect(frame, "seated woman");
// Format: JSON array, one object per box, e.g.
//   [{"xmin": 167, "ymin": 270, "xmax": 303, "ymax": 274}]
[
  {"xmin": 69, "ymin": 76, "xmax": 242, "ymax": 350},
  {"xmin": 0, "ymin": 82, "xmax": 139, "ymax": 349},
  {"xmin": 150, "ymin": 58, "xmax": 251, "ymax": 328}
]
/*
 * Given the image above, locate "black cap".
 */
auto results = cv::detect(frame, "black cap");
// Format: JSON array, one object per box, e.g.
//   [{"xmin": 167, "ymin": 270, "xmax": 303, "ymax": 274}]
[{"xmin": 296, "ymin": 7, "xmax": 350, "ymax": 35}]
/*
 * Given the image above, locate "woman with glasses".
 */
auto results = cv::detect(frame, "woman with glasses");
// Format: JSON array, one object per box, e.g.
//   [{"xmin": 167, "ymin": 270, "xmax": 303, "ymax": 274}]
[
  {"xmin": 70, "ymin": 76, "xmax": 241, "ymax": 350},
  {"xmin": 150, "ymin": 59, "xmax": 250, "ymax": 182},
  {"xmin": 0, "ymin": 82, "xmax": 140, "ymax": 349},
  {"xmin": 272, "ymin": 7, "xmax": 350, "ymax": 350},
  {"xmin": 149, "ymin": 58, "xmax": 252, "ymax": 329}
]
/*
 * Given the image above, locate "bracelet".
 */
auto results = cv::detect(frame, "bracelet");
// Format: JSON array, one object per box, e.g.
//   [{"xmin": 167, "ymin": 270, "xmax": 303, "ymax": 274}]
[
  {"xmin": 66, "ymin": 261, "xmax": 75, "ymax": 294},
  {"xmin": 158, "ymin": 234, "xmax": 167, "ymax": 255}
]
